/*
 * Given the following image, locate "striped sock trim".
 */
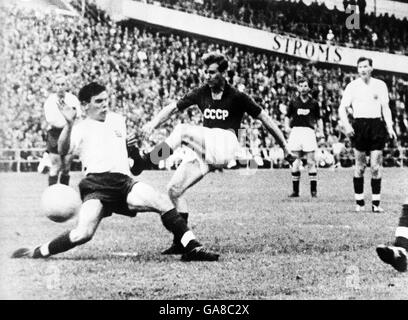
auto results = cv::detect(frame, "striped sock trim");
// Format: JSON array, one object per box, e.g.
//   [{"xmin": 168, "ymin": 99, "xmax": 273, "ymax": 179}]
[
  {"xmin": 292, "ymin": 172, "xmax": 301, "ymax": 181},
  {"xmin": 180, "ymin": 230, "xmax": 196, "ymax": 247},
  {"xmin": 354, "ymin": 193, "xmax": 364, "ymax": 201},
  {"xmin": 372, "ymin": 194, "xmax": 381, "ymax": 201},
  {"xmin": 40, "ymin": 242, "xmax": 51, "ymax": 257},
  {"xmin": 395, "ymin": 227, "xmax": 408, "ymax": 239}
]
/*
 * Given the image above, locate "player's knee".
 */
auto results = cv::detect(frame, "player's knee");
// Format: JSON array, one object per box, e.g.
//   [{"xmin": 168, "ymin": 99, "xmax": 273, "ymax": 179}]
[
  {"xmin": 155, "ymin": 193, "xmax": 173, "ymax": 212},
  {"xmin": 70, "ymin": 228, "xmax": 94, "ymax": 245},
  {"xmin": 306, "ymin": 158, "xmax": 316, "ymax": 169},
  {"xmin": 167, "ymin": 183, "xmax": 183, "ymax": 200},
  {"xmin": 355, "ymin": 164, "xmax": 366, "ymax": 176},
  {"xmin": 61, "ymin": 166, "xmax": 70, "ymax": 175},
  {"xmin": 370, "ymin": 165, "xmax": 381, "ymax": 177},
  {"xmin": 292, "ymin": 158, "xmax": 301, "ymax": 171},
  {"xmin": 49, "ymin": 166, "xmax": 60, "ymax": 176}
]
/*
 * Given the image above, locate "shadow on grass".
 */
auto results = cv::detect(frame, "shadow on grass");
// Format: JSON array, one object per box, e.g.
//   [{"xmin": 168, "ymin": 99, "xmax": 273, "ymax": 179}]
[{"xmin": 50, "ymin": 252, "xmax": 177, "ymax": 263}]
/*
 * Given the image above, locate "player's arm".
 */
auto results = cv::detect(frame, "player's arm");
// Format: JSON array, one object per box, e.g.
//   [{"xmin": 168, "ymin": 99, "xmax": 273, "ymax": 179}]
[
  {"xmin": 141, "ymin": 88, "xmax": 200, "ymax": 139},
  {"xmin": 338, "ymin": 84, "xmax": 354, "ymax": 137},
  {"xmin": 58, "ymin": 106, "xmax": 77, "ymax": 156},
  {"xmin": 381, "ymin": 83, "xmax": 397, "ymax": 139},
  {"xmin": 314, "ymin": 102, "xmax": 324, "ymax": 138},
  {"xmin": 257, "ymin": 110, "xmax": 289, "ymax": 153},
  {"xmin": 316, "ymin": 119, "xmax": 324, "ymax": 138},
  {"xmin": 142, "ymin": 102, "xmax": 178, "ymax": 135},
  {"xmin": 284, "ymin": 100, "xmax": 294, "ymax": 133}
]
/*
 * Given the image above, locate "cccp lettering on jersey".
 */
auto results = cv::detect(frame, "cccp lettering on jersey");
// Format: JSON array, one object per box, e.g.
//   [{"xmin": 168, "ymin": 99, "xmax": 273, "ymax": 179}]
[
  {"xmin": 203, "ymin": 108, "xmax": 229, "ymax": 120},
  {"xmin": 297, "ymin": 108, "xmax": 310, "ymax": 115}
]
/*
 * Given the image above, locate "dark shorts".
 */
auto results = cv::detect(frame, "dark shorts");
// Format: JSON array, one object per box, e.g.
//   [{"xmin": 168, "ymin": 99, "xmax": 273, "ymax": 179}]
[
  {"xmin": 351, "ymin": 118, "xmax": 387, "ymax": 152},
  {"xmin": 46, "ymin": 127, "xmax": 63, "ymax": 154},
  {"xmin": 78, "ymin": 172, "xmax": 138, "ymax": 217}
]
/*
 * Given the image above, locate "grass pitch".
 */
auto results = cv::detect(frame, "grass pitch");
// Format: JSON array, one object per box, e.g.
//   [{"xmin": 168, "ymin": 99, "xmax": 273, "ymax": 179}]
[{"xmin": 0, "ymin": 168, "xmax": 407, "ymax": 299}]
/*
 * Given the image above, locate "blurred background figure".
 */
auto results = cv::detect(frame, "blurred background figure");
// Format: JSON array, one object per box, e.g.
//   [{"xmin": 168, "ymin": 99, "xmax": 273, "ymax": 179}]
[{"xmin": 43, "ymin": 74, "xmax": 81, "ymax": 186}]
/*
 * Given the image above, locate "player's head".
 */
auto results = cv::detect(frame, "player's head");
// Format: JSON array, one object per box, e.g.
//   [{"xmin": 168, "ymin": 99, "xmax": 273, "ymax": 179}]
[
  {"xmin": 78, "ymin": 82, "xmax": 109, "ymax": 121},
  {"xmin": 297, "ymin": 77, "xmax": 311, "ymax": 96},
  {"xmin": 202, "ymin": 52, "xmax": 228, "ymax": 91},
  {"xmin": 357, "ymin": 57, "xmax": 373, "ymax": 80},
  {"xmin": 55, "ymin": 73, "xmax": 67, "ymax": 99}
]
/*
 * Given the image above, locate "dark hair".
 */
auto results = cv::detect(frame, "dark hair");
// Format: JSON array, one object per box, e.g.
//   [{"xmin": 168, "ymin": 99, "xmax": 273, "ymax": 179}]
[
  {"xmin": 202, "ymin": 52, "xmax": 229, "ymax": 72},
  {"xmin": 357, "ymin": 56, "xmax": 373, "ymax": 66},
  {"xmin": 297, "ymin": 76, "xmax": 312, "ymax": 89},
  {"xmin": 297, "ymin": 77, "xmax": 308, "ymax": 85},
  {"xmin": 78, "ymin": 82, "xmax": 106, "ymax": 104}
]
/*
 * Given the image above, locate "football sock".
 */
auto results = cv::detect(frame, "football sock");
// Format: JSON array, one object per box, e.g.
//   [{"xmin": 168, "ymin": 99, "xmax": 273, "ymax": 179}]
[
  {"xmin": 161, "ymin": 209, "xmax": 192, "ymax": 247},
  {"xmin": 309, "ymin": 172, "xmax": 317, "ymax": 194},
  {"xmin": 48, "ymin": 231, "xmax": 78, "ymax": 254},
  {"xmin": 59, "ymin": 174, "xmax": 70, "ymax": 186},
  {"xmin": 292, "ymin": 171, "xmax": 300, "ymax": 194},
  {"xmin": 169, "ymin": 212, "xmax": 189, "ymax": 243},
  {"xmin": 371, "ymin": 178, "xmax": 381, "ymax": 207},
  {"xmin": 180, "ymin": 212, "xmax": 189, "ymax": 224},
  {"xmin": 353, "ymin": 177, "xmax": 364, "ymax": 206},
  {"xmin": 147, "ymin": 142, "xmax": 173, "ymax": 166},
  {"xmin": 33, "ymin": 231, "xmax": 77, "ymax": 258},
  {"xmin": 48, "ymin": 175, "xmax": 58, "ymax": 186},
  {"xmin": 395, "ymin": 204, "xmax": 408, "ymax": 250}
]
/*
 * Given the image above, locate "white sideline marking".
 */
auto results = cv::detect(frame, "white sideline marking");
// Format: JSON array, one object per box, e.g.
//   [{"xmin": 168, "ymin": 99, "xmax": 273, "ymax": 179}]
[{"xmin": 111, "ymin": 252, "xmax": 139, "ymax": 257}]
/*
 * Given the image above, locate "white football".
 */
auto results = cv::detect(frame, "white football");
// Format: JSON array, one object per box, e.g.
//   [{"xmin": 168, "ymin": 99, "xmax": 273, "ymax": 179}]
[{"xmin": 41, "ymin": 184, "xmax": 81, "ymax": 223}]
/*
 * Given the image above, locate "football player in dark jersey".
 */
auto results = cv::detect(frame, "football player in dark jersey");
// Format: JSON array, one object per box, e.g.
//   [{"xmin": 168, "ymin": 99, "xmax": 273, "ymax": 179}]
[
  {"xmin": 128, "ymin": 52, "xmax": 294, "ymax": 254},
  {"xmin": 285, "ymin": 77, "xmax": 323, "ymax": 198}
]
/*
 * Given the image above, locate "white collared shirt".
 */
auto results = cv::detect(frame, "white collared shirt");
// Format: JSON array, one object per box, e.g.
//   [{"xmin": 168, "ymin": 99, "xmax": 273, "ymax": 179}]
[
  {"xmin": 340, "ymin": 77, "xmax": 389, "ymax": 118},
  {"xmin": 70, "ymin": 112, "xmax": 131, "ymax": 176}
]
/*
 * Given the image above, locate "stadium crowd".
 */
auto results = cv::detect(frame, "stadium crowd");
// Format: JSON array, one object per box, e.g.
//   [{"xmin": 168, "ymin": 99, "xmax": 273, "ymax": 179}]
[
  {"xmin": 147, "ymin": 0, "xmax": 408, "ymax": 54},
  {"xmin": 1, "ymin": 2, "xmax": 408, "ymax": 169}
]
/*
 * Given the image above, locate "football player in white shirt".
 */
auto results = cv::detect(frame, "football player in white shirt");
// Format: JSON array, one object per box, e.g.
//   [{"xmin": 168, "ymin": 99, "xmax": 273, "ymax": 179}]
[
  {"xmin": 11, "ymin": 82, "xmax": 219, "ymax": 262},
  {"xmin": 339, "ymin": 57, "xmax": 397, "ymax": 213},
  {"xmin": 43, "ymin": 74, "xmax": 81, "ymax": 186}
]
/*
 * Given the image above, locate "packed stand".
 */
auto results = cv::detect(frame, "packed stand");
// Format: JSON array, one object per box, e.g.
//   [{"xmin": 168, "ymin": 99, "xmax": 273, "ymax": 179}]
[
  {"xmin": 146, "ymin": 0, "xmax": 408, "ymax": 54},
  {"xmin": 1, "ymin": 3, "xmax": 408, "ymax": 170}
]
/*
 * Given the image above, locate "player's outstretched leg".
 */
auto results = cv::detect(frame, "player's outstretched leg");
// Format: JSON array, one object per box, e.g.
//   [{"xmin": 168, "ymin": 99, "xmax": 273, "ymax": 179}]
[
  {"xmin": 376, "ymin": 198, "xmax": 408, "ymax": 272},
  {"xmin": 127, "ymin": 181, "xmax": 218, "ymax": 261},
  {"xmin": 12, "ymin": 199, "xmax": 104, "ymax": 259}
]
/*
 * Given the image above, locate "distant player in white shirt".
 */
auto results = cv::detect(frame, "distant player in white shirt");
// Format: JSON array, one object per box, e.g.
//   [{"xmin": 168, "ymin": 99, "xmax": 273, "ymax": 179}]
[
  {"xmin": 339, "ymin": 57, "xmax": 397, "ymax": 213},
  {"xmin": 11, "ymin": 82, "xmax": 219, "ymax": 262},
  {"xmin": 44, "ymin": 74, "xmax": 81, "ymax": 186}
]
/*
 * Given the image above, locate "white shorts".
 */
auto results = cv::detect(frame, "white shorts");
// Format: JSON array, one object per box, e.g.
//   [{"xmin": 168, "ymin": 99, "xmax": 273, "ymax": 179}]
[
  {"xmin": 183, "ymin": 127, "xmax": 240, "ymax": 170},
  {"xmin": 287, "ymin": 127, "xmax": 317, "ymax": 153}
]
